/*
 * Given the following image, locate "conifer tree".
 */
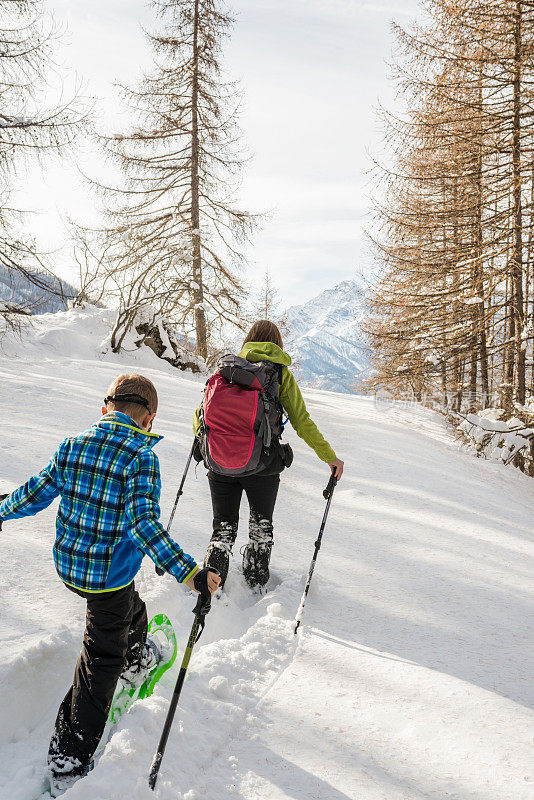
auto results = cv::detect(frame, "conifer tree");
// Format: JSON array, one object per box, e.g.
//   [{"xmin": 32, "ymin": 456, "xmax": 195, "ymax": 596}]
[{"xmin": 97, "ymin": 0, "xmax": 254, "ymax": 359}]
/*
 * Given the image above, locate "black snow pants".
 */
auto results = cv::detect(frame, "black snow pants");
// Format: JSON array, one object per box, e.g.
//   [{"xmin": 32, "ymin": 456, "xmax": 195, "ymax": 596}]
[
  {"xmin": 48, "ymin": 581, "xmax": 147, "ymax": 776},
  {"xmin": 205, "ymin": 471, "xmax": 280, "ymax": 588}
]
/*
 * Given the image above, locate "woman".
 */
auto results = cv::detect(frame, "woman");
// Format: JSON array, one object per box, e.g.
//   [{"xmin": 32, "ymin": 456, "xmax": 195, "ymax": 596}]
[{"xmin": 194, "ymin": 320, "xmax": 344, "ymax": 590}]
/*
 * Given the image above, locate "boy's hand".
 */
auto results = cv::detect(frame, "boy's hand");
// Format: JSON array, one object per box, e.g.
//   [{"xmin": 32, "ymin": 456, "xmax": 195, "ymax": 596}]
[
  {"xmin": 0, "ymin": 494, "xmax": 8, "ymax": 531},
  {"xmin": 185, "ymin": 567, "xmax": 221, "ymax": 595},
  {"xmin": 329, "ymin": 458, "xmax": 344, "ymax": 480}
]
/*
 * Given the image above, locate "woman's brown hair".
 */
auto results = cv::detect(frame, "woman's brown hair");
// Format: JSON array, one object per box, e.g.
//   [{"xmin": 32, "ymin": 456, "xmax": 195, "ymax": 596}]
[{"xmin": 243, "ymin": 320, "xmax": 283, "ymax": 350}]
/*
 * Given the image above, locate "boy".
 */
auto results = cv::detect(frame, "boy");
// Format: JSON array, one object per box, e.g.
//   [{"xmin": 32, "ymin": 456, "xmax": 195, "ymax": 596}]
[{"xmin": 0, "ymin": 373, "xmax": 220, "ymax": 797}]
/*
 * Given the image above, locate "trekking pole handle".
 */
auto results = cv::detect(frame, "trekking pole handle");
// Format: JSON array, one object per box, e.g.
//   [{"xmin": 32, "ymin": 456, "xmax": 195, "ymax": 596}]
[{"xmin": 323, "ymin": 473, "xmax": 337, "ymax": 500}]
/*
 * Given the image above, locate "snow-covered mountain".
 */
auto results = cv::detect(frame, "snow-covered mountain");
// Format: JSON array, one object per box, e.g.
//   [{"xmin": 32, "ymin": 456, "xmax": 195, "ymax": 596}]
[
  {"xmin": 286, "ymin": 278, "xmax": 370, "ymax": 393},
  {"xmin": 0, "ymin": 264, "xmax": 77, "ymax": 314}
]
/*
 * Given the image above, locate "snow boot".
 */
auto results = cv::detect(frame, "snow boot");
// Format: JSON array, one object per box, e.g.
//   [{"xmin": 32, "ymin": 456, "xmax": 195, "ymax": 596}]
[
  {"xmin": 49, "ymin": 762, "xmax": 93, "ymax": 798},
  {"xmin": 204, "ymin": 521, "xmax": 237, "ymax": 587},
  {"xmin": 242, "ymin": 541, "xmax": 273, "ymax": 588},
  {"xmin": 120, "ymin": 628, "xmax": 170, "ymax": 692},
  {"xmin": 243, "ymin": 514, "xmax": 274, "ymax": 588},
  {"xmin": 120, "ymin": 641, "xmax": 156, "ymax": 691}
]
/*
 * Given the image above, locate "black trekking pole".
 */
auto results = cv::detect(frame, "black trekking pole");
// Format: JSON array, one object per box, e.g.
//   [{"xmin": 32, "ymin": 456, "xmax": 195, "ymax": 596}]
[
  {"xmin": 155, "ymin": 439, "xmax": 197, "ymax": 576},
  {"xmin": 294, "ymin": 473, "xmax": 337, "ymax": 634},
  {"xmin": 148, "ymin": 567, "xmax": 219, "ymax": 790}
]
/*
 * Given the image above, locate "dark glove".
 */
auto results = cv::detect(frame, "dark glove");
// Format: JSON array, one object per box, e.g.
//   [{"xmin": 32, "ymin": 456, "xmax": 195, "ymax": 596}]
[
  {"xmin": 192, "ymin": 566, "xmax": 220, "ymax": 617},
  {"xmin": 192, "ymin": 437, "xmax": 203, "ymax": 464}
]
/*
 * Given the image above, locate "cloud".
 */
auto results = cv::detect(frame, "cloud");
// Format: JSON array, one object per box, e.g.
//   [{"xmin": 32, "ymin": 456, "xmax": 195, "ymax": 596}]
[{"xmin": 239, "ymin": 0, "xmax": 419, "ymax": 21}]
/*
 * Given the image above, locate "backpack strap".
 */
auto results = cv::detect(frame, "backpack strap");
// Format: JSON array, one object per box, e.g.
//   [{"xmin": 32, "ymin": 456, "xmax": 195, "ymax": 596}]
[
  {"xmin": 258, "ymin": 413, "xmax": 272, "ymax": 447},
  {"xmin": 274, "ymin": 363, "xmax": 289, "ymax": 429}
]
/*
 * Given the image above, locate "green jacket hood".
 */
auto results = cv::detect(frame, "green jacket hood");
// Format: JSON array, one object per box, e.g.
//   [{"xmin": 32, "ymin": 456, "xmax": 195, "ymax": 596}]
[{"xmin": 239, "ymin": 341, "xmax": 292, "ymax": 366}]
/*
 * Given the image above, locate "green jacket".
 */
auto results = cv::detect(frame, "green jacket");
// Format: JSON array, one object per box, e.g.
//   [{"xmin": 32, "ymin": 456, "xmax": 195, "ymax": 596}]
[{"xmin": 193, "ymin": 341, "xmax": 336, "ymax": 464}]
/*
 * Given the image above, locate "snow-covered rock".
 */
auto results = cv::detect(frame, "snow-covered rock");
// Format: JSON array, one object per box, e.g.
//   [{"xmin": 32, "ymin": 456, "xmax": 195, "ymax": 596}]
[
  {"xmin": 123, "ymin": 305, "xmax": 204, "ymax": 373},
  {"xmin": 286, "ymin": 279, "xmax": 370, "ymax": 393}
]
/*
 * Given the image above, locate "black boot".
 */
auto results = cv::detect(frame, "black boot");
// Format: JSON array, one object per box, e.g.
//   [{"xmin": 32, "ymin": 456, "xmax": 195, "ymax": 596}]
[
  {"xmin": 242, "ymin": 513, "xmax": 274, "ymax": 588},
  {"xmin": 204, "ymin": 521, "xmax": 237, "ymax": 588},
  {"xmin": 242, "ymin": 541, "xmax": 273, "ymax": 588}
]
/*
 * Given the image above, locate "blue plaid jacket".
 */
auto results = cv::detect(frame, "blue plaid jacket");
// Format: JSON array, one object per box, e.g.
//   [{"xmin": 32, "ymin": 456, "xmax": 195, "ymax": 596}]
[{"xmin": 0, "ymin": 412, "xmax": 198, "ymax": 592}]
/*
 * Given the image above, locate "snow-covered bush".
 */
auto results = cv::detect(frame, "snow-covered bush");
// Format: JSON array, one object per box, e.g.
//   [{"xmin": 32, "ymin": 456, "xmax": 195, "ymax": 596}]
[{"xmin": 456, "ymin": 408, "xmax": 534, "ymax": 476}]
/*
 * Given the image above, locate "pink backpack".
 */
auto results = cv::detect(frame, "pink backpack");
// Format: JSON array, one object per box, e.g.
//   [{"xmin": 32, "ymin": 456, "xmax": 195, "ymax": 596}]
[{"xmin": 198, "ymin": 354, "xmax": 284, "ymax": 475}]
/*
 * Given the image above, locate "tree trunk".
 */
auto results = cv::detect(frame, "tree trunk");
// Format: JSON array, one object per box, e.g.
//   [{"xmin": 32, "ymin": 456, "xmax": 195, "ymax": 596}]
[
  {"xmin": 504, "ymin": 247, "xmax": 515, "ymax": 388},
  {"xmin": 474, "ymin": 73, "xmax": 489, "ymax": 407},
  {"xmin": 512, "ymin": 0, "xmax": 526, "ymax": 403},
  {"xmin": 465, "ymin": 69, "xmax": 489, "ymax": 409},
  {"xmin": 191, "ymin": 0, "xmax": 208, "ymax": 360},
  {"xmin": 527, "ymin": 158, "xmax": 534, "ymax": 394},
  {"xmin": 452, "ymin": 173, "xmax": 462, "ymax": 410}
]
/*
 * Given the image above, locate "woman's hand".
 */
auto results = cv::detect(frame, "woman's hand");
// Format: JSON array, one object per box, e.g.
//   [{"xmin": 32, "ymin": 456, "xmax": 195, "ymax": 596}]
[{"xmin": 329, "ymin": 458, "xmax": 344, "ymax": 480}]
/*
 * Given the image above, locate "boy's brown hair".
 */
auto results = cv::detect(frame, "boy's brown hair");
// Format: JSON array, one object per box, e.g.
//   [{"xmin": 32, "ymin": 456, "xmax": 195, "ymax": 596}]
[
  {"xmin": 104, "ymin": 374, "xmax": 158, "ymax": 420},
  {"xmin": 243, "ymin": 320, "xmax": 284, "ymax": 350}
]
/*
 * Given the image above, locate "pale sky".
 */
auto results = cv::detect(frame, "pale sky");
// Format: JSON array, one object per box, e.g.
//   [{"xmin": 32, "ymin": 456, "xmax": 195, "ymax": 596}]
[{"xmin": 14, "ymin": 0, "xmax": 419, "ymax": 307}]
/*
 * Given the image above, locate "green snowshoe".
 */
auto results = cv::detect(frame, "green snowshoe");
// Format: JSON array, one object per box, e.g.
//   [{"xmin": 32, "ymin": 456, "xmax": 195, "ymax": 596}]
[
  {"xmin": 39, "ymin": 614, "xmax": 177, "ymax": 799},
  {"xmin": 107, "ymin": 613, "xmax": 177, "ymax": 727}
]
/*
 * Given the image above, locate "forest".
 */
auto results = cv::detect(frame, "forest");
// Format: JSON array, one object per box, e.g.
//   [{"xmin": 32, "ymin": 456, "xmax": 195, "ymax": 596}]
[{"xmin": 367, "ymin": 0, "xmax": 534, "ymax": 416}]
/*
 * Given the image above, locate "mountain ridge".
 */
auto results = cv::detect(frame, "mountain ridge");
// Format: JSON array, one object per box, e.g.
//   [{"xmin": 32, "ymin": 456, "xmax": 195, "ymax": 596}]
[
  {"xmin": 0, "ymin": 265, "xmax": 77, "ymax": 314},
  {"xmin": 286, "ymin": 278, "xmax": 369, "ymax": 393}
]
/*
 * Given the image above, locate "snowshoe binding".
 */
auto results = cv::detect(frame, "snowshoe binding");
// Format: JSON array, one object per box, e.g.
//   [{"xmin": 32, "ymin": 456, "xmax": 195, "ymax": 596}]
[{"xmin": 109, "ymin": 613, "xmax": 177, "ymax": 724}]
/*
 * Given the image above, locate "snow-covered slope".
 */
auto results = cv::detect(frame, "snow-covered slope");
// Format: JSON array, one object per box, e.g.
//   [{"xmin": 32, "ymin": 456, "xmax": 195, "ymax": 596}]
[
  {"xmin": 0, "ymin": 314, "xmax": 533, "ymax": 800},
  {"xmin": 0, "ymin": 305, "xmax": 202, "ymax": 374},
  {"xmin": 286, "ymin": 279, "xmax": 370, "ymax": 393}
]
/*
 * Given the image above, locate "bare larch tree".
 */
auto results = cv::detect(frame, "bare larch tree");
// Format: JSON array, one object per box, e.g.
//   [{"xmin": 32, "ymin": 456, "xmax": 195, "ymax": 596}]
[
  {"xmin": 249, "ymin": 269, "xmax": 291, "ymax": 342},
  {"xmin": 365, "ymin": 0, "xmax": 534, "ymax": 413}
]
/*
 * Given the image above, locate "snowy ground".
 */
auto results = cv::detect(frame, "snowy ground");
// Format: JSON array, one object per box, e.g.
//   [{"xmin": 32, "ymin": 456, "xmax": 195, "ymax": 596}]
[{"xmin": 0, "ymin": 309, "xmax": 533, "ymax": 800}]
